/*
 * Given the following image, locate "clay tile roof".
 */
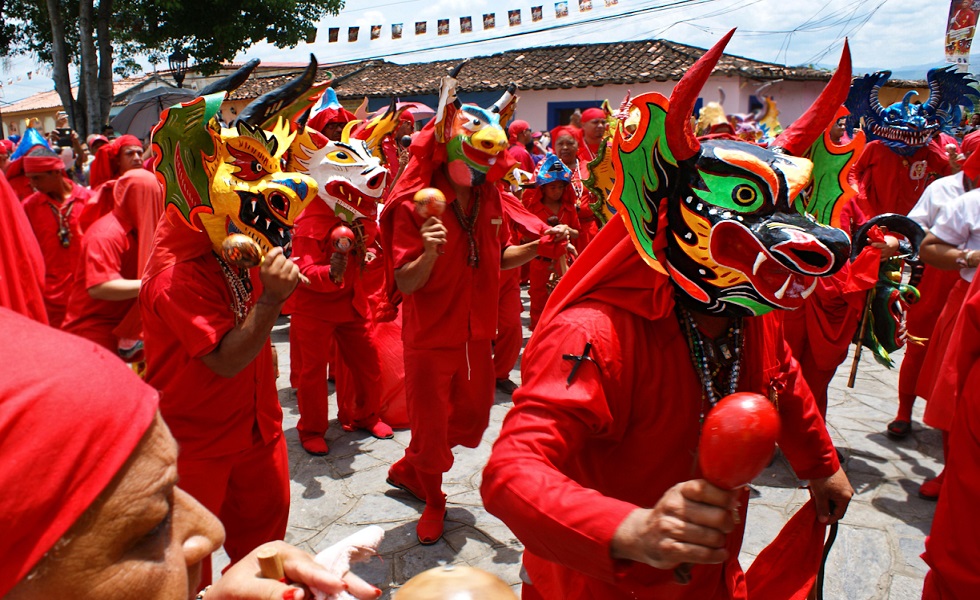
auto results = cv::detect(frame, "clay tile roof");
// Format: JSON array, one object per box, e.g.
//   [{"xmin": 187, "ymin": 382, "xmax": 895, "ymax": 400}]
[
  {"xmin": 225, "ymin": 38, "xmax": 836, "ymax": 102},
  {"xmin": 4, "ymin": 78, "xmax": 148, "ymax": 114}
]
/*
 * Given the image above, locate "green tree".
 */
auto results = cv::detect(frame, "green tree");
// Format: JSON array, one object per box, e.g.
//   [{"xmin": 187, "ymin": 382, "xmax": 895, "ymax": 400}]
[{"xmin": 1, "ymin": 0, "xmax": 344, "ymax": 138}]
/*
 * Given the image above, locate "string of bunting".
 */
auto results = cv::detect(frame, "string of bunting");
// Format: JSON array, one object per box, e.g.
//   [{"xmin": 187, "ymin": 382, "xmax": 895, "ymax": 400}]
[{"xmin": 328, "ymin": 0, "xmax": 619, "ymax": 43}]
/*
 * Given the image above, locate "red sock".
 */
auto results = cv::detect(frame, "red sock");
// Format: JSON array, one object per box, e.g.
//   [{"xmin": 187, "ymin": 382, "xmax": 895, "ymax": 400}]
[{"xmin": 896, "ymin": 393, "xmax": 916, "ymax": 423}]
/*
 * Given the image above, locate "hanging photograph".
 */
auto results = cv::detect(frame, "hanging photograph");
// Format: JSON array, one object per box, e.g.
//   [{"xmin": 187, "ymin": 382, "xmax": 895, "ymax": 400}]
[
  {"xmin": 509, "ymin": 9, "xmax": 522, "ymax": 26},
  {"xmin": 555, "ymin": 2, "xmax": 569, "ymax": 18},
  {"xmin": 605, "ymin": 0, "xmax": 618, "ymax": 5},
  {"xmin": 392, "ymin": 23, "xmax": 403, "ymax": 39},
  {"xmin": 416, "ymin": 21, "xmax": 427, "ymax": 35},
  {"xmin": 532, "ymin": 6, "xmax": 544, "ymax": 21},
  {"xmin": 579, "ymin": 0, "xmax": 592, "ymax": 11},
  {"xmin": 483, "ymin": 13, "xmax": 495, "ymax": 29},
  {"xmin": 348, "ymin": 26, "xmax": 359, "ymax": 42},
  {"xmin": 370, "ymin": 25, "xmax": 381, "ymax": 40},
  {"xmin": 328, "ymin": 27, "xmax": 339, "ymax": 43},
  {"xmin": 437, "ymin": 19, "xmax": 449, "ymax": 35},
  {"xmin": 460, "ymin": 16, "xmax": 473, "ymax": 33}
]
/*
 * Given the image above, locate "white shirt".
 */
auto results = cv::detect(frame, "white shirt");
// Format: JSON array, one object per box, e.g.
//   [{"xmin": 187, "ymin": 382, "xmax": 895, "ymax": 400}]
[
  {"xmin": 931, "ymin": 187, "xmax": 980, "ymax": 282},
  {"xmin": 908, "ymin": 173, "xmax": 966, "ymax": 231}
]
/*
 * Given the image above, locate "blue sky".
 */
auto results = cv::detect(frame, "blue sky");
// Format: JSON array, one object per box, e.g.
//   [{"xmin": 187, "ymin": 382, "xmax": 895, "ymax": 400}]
[{"xmin": 0, "ymin": 0, "xmax": 956, "ymax": 104}]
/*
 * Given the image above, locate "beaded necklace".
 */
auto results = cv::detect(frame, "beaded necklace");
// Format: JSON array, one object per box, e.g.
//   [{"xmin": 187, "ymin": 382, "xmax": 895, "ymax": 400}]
[
  {"xmin": 214, "ymin": 252, "xmax": 253, "ymax": 324},
  {"xmin": 675, "ymin": 303, "xmax": 744, "ymax": 425},
  {"xmin": 47, "ymin": 199, "xmax": 75, "ymax": 248},
  {"xmin": 450, "ymin": 188, "xmax": 481, "ymax": 268},
  {"xmin": 570, "ymin": 159, "xmax": 584, "ymax": 198}
]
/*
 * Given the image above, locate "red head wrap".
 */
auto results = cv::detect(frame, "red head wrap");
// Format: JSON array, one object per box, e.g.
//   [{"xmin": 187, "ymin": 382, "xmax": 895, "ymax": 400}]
[
  {"xmin": 307, "ymin": 106, "xmax": 357, "ymax": 135},
  {"xmin": 508, "ymin": 119, "xmax": 532, "ymax": 143},
  {"xmin": 23, "ymin": 154, "xmax": 65, "ymax": 174},
  {"xmin": 0, "ymin": 308, "xmax": 158, "ymax": 595},
  {"xmin": 962, "ymin": 129, "xmax": 980, "ymax": 158},
  {"xmin": 0, "ymin": 172, "xmax": 46, "ymax": 323},
  {"xmin": 0, "ymin": 139, "xmax": 14, "ymax": 155},
  {"xmin": 88, "ymin": 134, "xmax": 142, "ymax": 189},
  {"xmin": 581, "ymin": 107, "xmax": 606, "ymax": 123}
]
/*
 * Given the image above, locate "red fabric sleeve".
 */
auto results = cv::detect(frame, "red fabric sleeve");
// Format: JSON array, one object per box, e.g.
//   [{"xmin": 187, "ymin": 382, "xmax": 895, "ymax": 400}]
[
  {"xmin": 83, "ymin": 228, "xmax": 127, "ymax": 289},
  {"xmin": 147, "ymin": 266, "xmax": 235, "ymax": 359},
  {"xmin": 482, "ymin": 317, "xmax": 640, "ymax": 585},
  {"xmin": 292, "ymin": 234, "xmax": 341, "ymax": 293},
  {"xmin": 391, "ymin": 200, "xmax": 425, "ymax": 270}
]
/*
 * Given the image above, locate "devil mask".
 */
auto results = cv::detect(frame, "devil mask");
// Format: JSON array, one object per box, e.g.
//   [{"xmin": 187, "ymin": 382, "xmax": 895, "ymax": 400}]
[
  {"xmin": 609, "ymin": 31, "xmax": 853, "ymax": 317},
  {"xmin": 433, "ymin": 63, "xmax": 518, "ymax": 188},
  {"xmin": 151, "ymin": 59, "xmax": 322, "ymax": 256},
  {"xmin": 845, "ymin": 67, "xmax": 980, "ymax": 156},
  {"xmin": 289, "ymin": 123, "xmax": 388, "ymax": 223}
]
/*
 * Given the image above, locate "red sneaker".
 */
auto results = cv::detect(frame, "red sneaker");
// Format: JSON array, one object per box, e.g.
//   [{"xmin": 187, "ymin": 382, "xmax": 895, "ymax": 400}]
[
  {"xmin": 300, "ymin": 435, "xmax": 329, "ymax": 456},
  {"xmin": 387, "ymin": 459, "xmax": 427, "ymax": 502},
  {"xmin": 417, "ymin": 503, "xmax": 447, "ymax": 544},
  {"xmin": 919, "ymin": 471, "xmax": 945, "ymax": 500}
]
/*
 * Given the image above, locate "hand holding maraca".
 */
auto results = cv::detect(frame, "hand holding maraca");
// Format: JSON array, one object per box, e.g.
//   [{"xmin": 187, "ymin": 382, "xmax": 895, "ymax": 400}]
[
  {"xmin": 415, "ymin": 187, "xmax": 448, "ymax": 257},
  {"xmin": 221, "ymin": 234, "xmax": 309, "ymax": 298},
  {"xmin": 329, "ymin": 225, "xmax": 355, "ymax": 285}
]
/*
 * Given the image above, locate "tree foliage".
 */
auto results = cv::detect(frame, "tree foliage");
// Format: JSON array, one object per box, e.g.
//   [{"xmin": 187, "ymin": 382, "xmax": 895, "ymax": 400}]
[{"xmin": 0, "ymin": 0, "xmax": 344, "ymax": 137}]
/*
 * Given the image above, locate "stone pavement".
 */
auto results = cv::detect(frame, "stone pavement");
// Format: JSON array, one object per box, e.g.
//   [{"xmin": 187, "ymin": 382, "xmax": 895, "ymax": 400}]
[{"xmin": 256, "ymin": 298, "xmax": 940, "ymax": 599}]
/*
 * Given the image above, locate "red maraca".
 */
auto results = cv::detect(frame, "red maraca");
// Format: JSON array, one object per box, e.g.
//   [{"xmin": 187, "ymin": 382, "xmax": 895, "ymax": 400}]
[
  {"xmin": 329, "ymin": 224, "xmax": 355, "ymax": 285},
  {"xmin": 331, "ymin": 224, "xmax": 355, "ymax": 254},
  {"xmin": 414, "ymin": 187, "xmax": 447, "ymax": 219},
  {"xmin": 698, "ymin": 392, "xmax": 781, "ymax": 489}
]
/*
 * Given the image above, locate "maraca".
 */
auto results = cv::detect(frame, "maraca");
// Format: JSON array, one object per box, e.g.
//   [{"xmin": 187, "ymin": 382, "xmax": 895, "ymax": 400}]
[
  {"xmin": 675, "ymin": 392, "xmax": 780, "ymax": 584},
  {"xmin": 221, "ymin": 233, "xmax": 264, "ymax": 269},
  {"xmin": 698, "ymin": 392, "xmax": 781, "ymax": 489},
  {"xmin": 329, "ymin": 224, "xmax": 356, "ymax": 285},
  {"xmin": 414, "ymin": 187, "xmax": 447, "ymax": 219},
  {"xmin": 396, "ymin": 564, "xmax": 517, "ymax": 600}
]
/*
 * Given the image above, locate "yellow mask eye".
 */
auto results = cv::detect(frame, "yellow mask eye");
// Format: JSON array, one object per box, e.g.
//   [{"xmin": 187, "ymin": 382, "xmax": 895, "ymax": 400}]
[
  {"xmin": 732, "ymin": 184, "xmax": 757, "ymax": 207},
  {"xmin": 326, "ymin": 150, "xmax": 357, "ymax": 164}
]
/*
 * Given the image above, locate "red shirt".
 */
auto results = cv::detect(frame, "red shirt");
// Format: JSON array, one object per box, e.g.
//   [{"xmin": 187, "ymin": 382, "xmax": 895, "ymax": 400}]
[
  {"xmin": 22, "ymin": 182, "xmax": 92, "ymax": 326},
  {"xmin": 285, "ymin": 210, "xmax": 375, "ymax": 323},
  {"xmin": 507, "ymin": 143, "xmax": 535, "ymax": 174},
  {"xmin": 141, "ymin": 255, "xmax": 281, "ymax": 459},
  {"xmin": 391, "ymin": 171, "xmax": 510, "ymax": 348},
  {"xmin": 482, "ymin": 298, "xmax": 838, "ymax": 599},
  {"xmin": 853, "ymin": 140, "xmax": 951, "ymax": 217},
  {"xmin": 61, "ymin": 216, "xmax": 138, "ymax": 350}
]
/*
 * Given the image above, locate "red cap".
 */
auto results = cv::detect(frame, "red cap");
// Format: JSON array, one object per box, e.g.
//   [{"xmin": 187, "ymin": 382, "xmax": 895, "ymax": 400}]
[
  {"xmin": 508, "ymin": 119, "xmax": 532, "ymax": 142},
  {"xmin": 962, "ymin": 130, "xmax": 980, "ymax": 157},
  {"xmin": 24, "ymin": 155, "xmax": 66, "ymax": 173}
]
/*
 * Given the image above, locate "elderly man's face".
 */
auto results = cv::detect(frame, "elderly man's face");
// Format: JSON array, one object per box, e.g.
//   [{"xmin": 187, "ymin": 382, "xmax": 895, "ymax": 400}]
[
  {"xmin": 7, "ymin": 416, "xmax": 224, "ymax": 600},
  {"xmin": 117, "ymin": 145, "xmax": 144, "ymax": 174},
  {"xmin": 27, "ymin": 170, "xmax": 67, "ymax": 197}
]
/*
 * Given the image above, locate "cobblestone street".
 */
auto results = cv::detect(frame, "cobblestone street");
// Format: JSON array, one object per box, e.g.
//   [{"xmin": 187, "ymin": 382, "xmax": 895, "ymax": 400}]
[{"xmin": 260, "ymin": 293, "xmax": 940, "ymax": 599}]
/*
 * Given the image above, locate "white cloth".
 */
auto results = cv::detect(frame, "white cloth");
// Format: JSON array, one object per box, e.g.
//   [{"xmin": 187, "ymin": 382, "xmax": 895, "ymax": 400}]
[
  {"xmin": 908, "ymin": 173, "xmax": 967, "ymax": 231},
  {"xmin": 931, "ymin": 187, "xmax": 980, "ymax": 282}
]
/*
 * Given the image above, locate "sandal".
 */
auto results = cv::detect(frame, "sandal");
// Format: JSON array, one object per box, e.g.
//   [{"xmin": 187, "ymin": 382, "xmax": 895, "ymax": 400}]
[{"xmin": 886, "ymin": 420, "xmax": 912, "ymax": 439}]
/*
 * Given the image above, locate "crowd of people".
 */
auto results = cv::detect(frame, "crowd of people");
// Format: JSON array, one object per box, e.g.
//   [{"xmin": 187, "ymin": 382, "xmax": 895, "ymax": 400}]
[{"xmin": 2, "ymin": 31, "xmax": 980, "ymax": 599}]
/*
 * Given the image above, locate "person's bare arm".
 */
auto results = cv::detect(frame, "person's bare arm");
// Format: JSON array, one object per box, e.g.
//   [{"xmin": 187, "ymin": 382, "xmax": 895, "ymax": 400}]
[
  {"xmin": 200, "ymin": 248, "xmax": 299, "ymax": 378},
  {"xmin": 88, "ymin": 279, "xmax": 140, "ymax": 301},
  {"xmin": 394, "ymin": 217, "xmax": 446, "ymax": 295},
  {"xmin": 921, "ymin": 232, "xmax": 980, "ymax": 270},
  {"xmin": 501, "ymin": 241, "xmax": 539, "ymax": 270}
]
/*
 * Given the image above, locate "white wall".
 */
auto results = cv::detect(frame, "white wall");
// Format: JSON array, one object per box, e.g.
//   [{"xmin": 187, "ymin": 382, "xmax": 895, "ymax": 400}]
[{"xmin": 512, "ymin": 75, "xmax": 829, "ymax": 133}]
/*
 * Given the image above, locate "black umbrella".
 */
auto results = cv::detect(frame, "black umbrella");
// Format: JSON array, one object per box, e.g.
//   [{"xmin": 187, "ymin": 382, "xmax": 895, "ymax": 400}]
[{"xmin": 110, "ymin": 86, "xmax": 196, "ymax": 142}]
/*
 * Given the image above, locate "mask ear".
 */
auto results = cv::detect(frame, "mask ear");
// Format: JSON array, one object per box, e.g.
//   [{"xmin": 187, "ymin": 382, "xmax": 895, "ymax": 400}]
[
  {"xmin": 434, "ymin": 62, "xmax": 466, "ymax": 144},
  {"xmin": 151, "ymin": 94, "xmax": 223, "ymax": 228},
  {"xmin": 236, "ymin": 55, "xmax": 320, "ymax": 129},
  {"xmin": 491, "ymin": 83, "xmax": 519, "ymax": 129}
]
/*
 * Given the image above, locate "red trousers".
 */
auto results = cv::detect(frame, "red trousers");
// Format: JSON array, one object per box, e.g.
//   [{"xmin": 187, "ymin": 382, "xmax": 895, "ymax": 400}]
[
  {"xmin": 177, "ymin": 434, "xmax": 289, "ymax": 587},
  {"xmin": 291, "ymin": 313, "xmax": 383, "ymax": 435},
  {"xmin": 494, "ymin": 272, "xmax": 523, "ymax": 380},
  {"xmin": 899, "ymin": 267, "xmax": 961, "ymax": 397},
  {"xmin": 528, "ymin": 257, "xmax": 555, "ymax": 331},
  {"xmin": 403, "ymin": 340, "xmax": 494, "ymax": 474}
]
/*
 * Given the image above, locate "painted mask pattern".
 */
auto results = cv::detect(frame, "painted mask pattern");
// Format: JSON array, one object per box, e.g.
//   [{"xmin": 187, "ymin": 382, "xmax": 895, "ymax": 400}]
[{"xmin": 152, "ymin": 93, "xmax": 317, "ymax": 256}]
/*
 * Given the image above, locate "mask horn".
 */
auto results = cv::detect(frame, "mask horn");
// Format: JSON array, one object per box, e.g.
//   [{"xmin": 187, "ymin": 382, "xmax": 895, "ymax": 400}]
[
  {"xmin": 665, "ymin": 28, "xmax": 736, "ymax": 162},
  {"xmin": 235, "ymin": 54, "xmax": 318, "ymax": 127},
  {"xmin": 773, "ymin": 40, "xmax": 852, "ymax": 156},
  {"xmin": 197, "ymin": 58, "xmax": 260, "ymax": 97}
]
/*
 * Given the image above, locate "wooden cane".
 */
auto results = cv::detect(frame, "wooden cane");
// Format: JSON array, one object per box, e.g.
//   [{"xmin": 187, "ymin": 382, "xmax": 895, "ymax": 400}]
[{"xmin": 847, "ymin": 290, "xmax": 875, "ymax": 388}]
